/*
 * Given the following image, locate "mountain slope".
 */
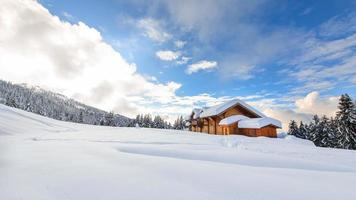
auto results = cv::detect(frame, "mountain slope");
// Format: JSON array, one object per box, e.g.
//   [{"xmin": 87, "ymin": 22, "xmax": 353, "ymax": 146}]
[
  {"xmin": 1, "ymin": 104, "xmax": 356, "ymax": 200},
  {"xmin": 0, "ymin": 80, "xmax": 132, "ymax": 126}
]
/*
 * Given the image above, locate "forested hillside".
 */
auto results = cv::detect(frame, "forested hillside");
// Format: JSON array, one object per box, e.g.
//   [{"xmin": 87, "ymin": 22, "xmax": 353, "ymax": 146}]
[{"xmin": 0, "ymin": 80, "xmax": 132, "ymax": 127}]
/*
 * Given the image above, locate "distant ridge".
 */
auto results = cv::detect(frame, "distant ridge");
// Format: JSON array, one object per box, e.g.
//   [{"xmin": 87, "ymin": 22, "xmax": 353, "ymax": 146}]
[{"xmin": 0, "ymin": 80, "xmax": 132, "ymax": 127}]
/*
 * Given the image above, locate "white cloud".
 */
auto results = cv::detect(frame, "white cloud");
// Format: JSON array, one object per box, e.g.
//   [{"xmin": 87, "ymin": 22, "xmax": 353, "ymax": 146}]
[
  {"xmin": 156, "ymin": 0, "xmax": 304, "ymax": 79},
  {"xmin": 0, "ymin": 0, "xmax": 181, "ymax": 118},
  {"xmin": 254, "ymin": 91, "xmax": 340, "ymax": 132},
  {"xmin": 292, "ymin": 34, "xmax": 356, "ymax": 65},
  {"xmin": 186, "ymin": 60, "xmax": 217, "ymax": 74},
  {"xmin": 176, "ymin": 56, "xmax": 191, "ymax": 65},
  {"xmin": 174, "ymin": 40, "xmax": 186, "ymax": 48},
  {"xmin": 263, "ymin": 108, "xmax": 312, "ymax": 132},
  {"xmin": 284, "ymin": 33, "xmax": 356, "ymax": 93},
  {"xmin": 295, "ymin": 91, "xmax": 339, "ymax": 117},
  {"xmin": 318, "ymin": 12, "xmax": 356, "ymax": 38},
  {"xmin": 0, "ymin": 0, "xmax": 237, "ymax": 124},
  {"xmin": 137, "ymin": 18, "xmax": 171, "ymax": 43},
  {"xmin": 156, "ymin": 50, "xmax": 181, "ymax": 61}
]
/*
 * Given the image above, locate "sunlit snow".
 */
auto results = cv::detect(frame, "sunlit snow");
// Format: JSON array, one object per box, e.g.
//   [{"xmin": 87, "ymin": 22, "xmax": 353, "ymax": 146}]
[{"xmin": 1, "ymin": 104, "xmax": 355, "ymax": 200}]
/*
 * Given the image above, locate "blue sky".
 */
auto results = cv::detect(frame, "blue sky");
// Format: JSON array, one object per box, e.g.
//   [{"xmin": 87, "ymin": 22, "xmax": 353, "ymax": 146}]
[
  {"xmin": 1, "ymin": 0, "xmax": 355, "ymax": 130},
  {"xmin": 43, "ymin": 0, "xmax": 355, "ymax": 97}
]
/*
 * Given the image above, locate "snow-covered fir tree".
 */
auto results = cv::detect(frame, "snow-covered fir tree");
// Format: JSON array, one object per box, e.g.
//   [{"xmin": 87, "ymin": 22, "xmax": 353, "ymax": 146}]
[
  {"xmin": 173, "ymin": 116, "xmax": 184, "ymax": 130},
  {"xmin": 308, "ymin": 115, "xmax": 331, "ymax": 147},
  {"xmin": 287, "ymin": 120, "xmax": 299, "ymax": 136},
  {"xmin": 326, "ymin": 117, "xmax": 339, "ymax": 147},
  {"xmin": 297, "ymin": 121, "xmax": 308, "ymax": 139},
  {"xmin": 336, "ymin": 94, "xmax": 356, "ymax": 149},
  {"xmin": 317, "ymin": 116, "xmax": 331, "ymax": 147},
  {"xmin": 103, "ymin": 112, "xmax": 115, "ymax": 126}
]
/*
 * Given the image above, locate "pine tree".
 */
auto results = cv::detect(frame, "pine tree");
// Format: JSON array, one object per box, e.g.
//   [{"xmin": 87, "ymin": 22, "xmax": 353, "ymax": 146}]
[
  {"xmin": 308, "ymin": 115, "xmax": 320, "ymax": 144},
  {"xmin": 297, "ymin": 121, "xmax": 307, "ymax": 139},
  {"xmin": 173, "ymin": 116, "xmax": 184, "ymax": 130},
  {"xmin": 78, "ymin": 111, "xmax": 84, "ymax": 123},
  {"xmin": 327, "ymin": 117, "xmax": 338, "ymax": 148},
  {"xmin": 104, "ymin": 112, "xmax": 115, "ymax": 126},
  {"xmin": 318, "ymin": 116, "xmax": 331, "ymax": 147},
  {"xmin": 5, "ymin": 96, "xmax": 17, "ymax": 108},
  {"xmin": 179, "ymin": 116, "xmax": 184, "ymax": 130},
  {"xmin": 335, "ymin": 94, "xmax": 356, "ymax": 149},
  {"xmin": 173, "ymin": 118, "xmax": 178, "ymax": 129},
  {"xmin": 287, "ymin": 120, "xmax": 299, "ymax": 136}
]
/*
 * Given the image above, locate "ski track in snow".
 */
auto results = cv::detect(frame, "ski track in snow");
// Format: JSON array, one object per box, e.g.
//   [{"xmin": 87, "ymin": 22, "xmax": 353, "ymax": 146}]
[{"xmin": 1, "ymin": 104, "xmax": 356, "ymax": 200}]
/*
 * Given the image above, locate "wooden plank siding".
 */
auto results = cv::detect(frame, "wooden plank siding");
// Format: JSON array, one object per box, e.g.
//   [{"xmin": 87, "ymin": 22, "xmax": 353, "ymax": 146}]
[
  {"xmin": 202, "ymin": 119, "xmax": 209, "ymax": 133},
  {"xmin": 240, "ymin": 126, "xmax": 277, "ymax": 137},
  {"xmin": 222, "ymin": 105, "xmax": 259, "ymax": 118}
]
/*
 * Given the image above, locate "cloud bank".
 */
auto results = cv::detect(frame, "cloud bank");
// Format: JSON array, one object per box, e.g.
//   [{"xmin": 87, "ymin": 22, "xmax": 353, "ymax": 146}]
[
  {"xmin": 259, "ymin": 92, "xmax": 339, "ymax": 131},
  {"xmin": 0, "ymin": 0, "xmax": 180, "ymax": 118}
]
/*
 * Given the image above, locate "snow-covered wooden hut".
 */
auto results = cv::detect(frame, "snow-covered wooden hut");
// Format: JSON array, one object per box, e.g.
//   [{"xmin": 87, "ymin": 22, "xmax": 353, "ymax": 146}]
[{"xmin": 187, "ymin": 99, "xmax": 281, "ymax": 137}]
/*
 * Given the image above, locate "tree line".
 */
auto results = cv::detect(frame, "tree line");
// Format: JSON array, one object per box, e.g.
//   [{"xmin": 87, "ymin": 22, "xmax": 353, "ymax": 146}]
[
  {"xmin": 288, "ymin": 94, "xmax": 356, "ymax": 150},
  {"xmin": 132, "ymin": 114, "xmax": 186, "ymax": 130},
  {"xmin": 0, "ymin": 80, "xmax": 187, "ymax": 130}
]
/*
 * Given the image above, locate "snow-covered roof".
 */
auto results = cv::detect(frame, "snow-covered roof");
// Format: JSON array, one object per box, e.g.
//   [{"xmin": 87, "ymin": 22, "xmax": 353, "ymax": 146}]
[
  {"xmin": 219, "ymin": 115, "xmax": 249, "ymax": 126},
  {"xmin": 238, "ymin": 117, "xmax": 282, "ymax": 129},
  {"xmin": 192, "ymin": 108, "xmax": 203, "ymax": 119},
  {"xmin": 199, "ymin": 99, "xmax": 266, "ymax": 118}
]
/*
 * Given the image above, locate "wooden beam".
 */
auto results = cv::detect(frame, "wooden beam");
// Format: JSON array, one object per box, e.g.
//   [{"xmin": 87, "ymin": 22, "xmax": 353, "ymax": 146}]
[
  {"xmin": 207, "ymin": 118, "xmax": 210, "ymax": 134},
  {"xmin": 214, "ymin": 117, "xmax": 217, "ymax": 135}
]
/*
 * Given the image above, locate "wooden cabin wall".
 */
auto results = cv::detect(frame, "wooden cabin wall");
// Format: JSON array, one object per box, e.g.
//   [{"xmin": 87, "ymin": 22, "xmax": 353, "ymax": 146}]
[
  {"xmin": 191, "ymin": 122, "xmax": 277, "ymax": 138},
  {"xmin": 208, "ymin": 118, "xmax": 215, "ymax": 134},
  {"xmin": 224, "ymin": 107, "xmax": 244, "ymax": 117},
  {"xmin": 239, "ymin": 127, "xmax": 277, "ymax": 137},
  {"xmin": 220, "ymin": 124, "xmax": 238, "ymax": 135},
  {"xmin": 202, "ymin": 119, "xmax": 209, "ymax": 133},
  {"xmin": 230, "ymin": 124, "xmax": 238, "ymax": 135},
  {"xmin": 240, "ymin": 128, "xmax": 257, "ymax": 137},
  {"xmin": 259, "ymin": 126, "xmax": 277, "ymax": 137},
  {"xmin": 215, "ymin": 116, "xmax": 223, "ymax": 135},
  {"xmin": 222, "ymin": 105, "xmax": 259, "ymax": 118},
  {"xmin": 221, "ymin": 126, "xmax": 228, "ymax": 135}
]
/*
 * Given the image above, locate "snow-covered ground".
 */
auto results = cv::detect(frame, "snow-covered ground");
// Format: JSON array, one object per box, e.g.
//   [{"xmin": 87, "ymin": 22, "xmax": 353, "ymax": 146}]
[{"xmin": 1, "ymin": 104, "xmax": 356, "ymax": 200}]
